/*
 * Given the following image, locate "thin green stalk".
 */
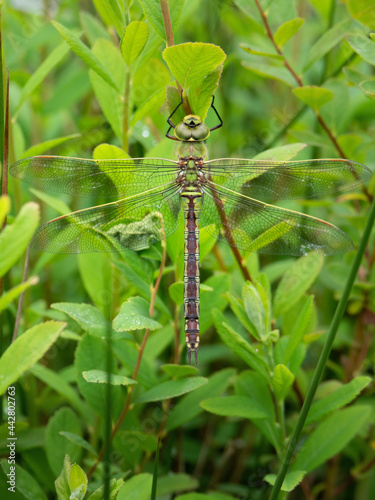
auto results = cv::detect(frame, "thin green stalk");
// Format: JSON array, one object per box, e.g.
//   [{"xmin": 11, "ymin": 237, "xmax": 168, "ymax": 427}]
[
  {"xmin": 122, "ymin": 68, "xmax": 131, "ymax": 153},
  {"xmin": 269, "ymin": 197, "xmax": 375, "ymax": 499}
]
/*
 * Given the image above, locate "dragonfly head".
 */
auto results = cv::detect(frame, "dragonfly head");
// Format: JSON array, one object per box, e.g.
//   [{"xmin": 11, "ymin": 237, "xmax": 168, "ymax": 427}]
[{"xmin": 175, "ymin": 115, "xmax": 210, "ymax": 142}]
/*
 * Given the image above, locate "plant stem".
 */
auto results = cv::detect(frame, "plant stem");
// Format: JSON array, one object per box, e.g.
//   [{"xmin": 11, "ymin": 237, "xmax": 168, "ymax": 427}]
[
  {"xmin": 122, "ymin": 68, "xmax": 131, "ymax": 153},
  {"xmin": 87, "ymin": 219, "xmax": 167, "ymax": 480},
  {"xmin": 268, "ymin": 197, "xmax": 375, "ymax": 499}
]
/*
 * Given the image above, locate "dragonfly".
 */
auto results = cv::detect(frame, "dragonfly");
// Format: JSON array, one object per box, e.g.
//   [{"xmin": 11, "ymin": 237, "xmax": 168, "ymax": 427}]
[{"xmin": 10, "ymin": 96, "xmax": 372, "ymax": 363}]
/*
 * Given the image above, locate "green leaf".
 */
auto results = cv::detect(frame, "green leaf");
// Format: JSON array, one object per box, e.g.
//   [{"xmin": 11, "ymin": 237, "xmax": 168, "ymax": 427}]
[
  {"xmin": 233, "ymin": 0, "xmax": 262, "ymax": 25},
  {"xmin": 264, "ymin": 470, "xmax": 306, "ymax": 492},
  {"xmin": 347, "ymin": 0, "xmax": 375, "ymax": 30},
  {"xmin": 201, "ymin": 395, "xmax": 271, "ymax": 420},
  {"xmin": 359, "ymin": 79, "xmax": 375, "ymax": 100},
  {"xmin": 303, "ymin": 19, "xmax": 352, "ymax": 71},
  {"xmin": 121, "ymin": 21, "xmax": 149, "ymax": 65},
  {"xmin": 22, "ymin": 134, "xmax": 80, "ymax": 158},
  {"xmin": 69, "ymin": 463, "xmax": 87, "ymax": 499},
  {"xmin": 343, "ymin": 67, "xmax": 367, "ymax": 87},
  {"xmin": 292, "ymin": 86, "xmax": 333, "ymax": 111},
  {"xmin": 87, "ymin": 478, "xmax": 124, "ymax": 500},
  {"xmin": 169, "ymin": 281, "xmax": 184, "ymax": 305},
  {"xmin": 117, "ymin": 473, "xmax": 152, "ymax": 500},
  {"xmin": 347, "ymin": 33, "xmax": 375, "ymax": 66},
  {"xmin": 292, "ymin": 406, "xmax": 372, "ymax": 473},
  {"xmin": 55, "ymin": 455, "xmax": 71, "ymax": 500},
  {"xmin": 0, "ymin": 276, "xmax": 38, "ymax": 313},
  {"xmin": 15, "ymin": 42, "xmax": 70, "ymax": 115},
  {"xmin": 59, "ymin": 432, "xmax": 97, "ymax": 456},
  {"xmin": 242, "ymin": 60, "xmax": 296, "ymax": 87},
  {"xmin": 135, "ymin": 377, "xmax": 208, "ymax": 403},
  {"xmin": 163, "ymin": 42, "xmax": 226, "ymax": 118},
  {"xmin": 166, "ymin": 368, "xmax": 235, "ymax": 431},
  {"xmin": 283, "ymin": 296, "xmax": 313, "ymax": 363},
  {"xmin": 93, "ymin": 143, "xmax": 129, "ymax": 160},
  {"xmin": 0, "ymin": 195, "xmax": 10, "ymax": 227},
  {"xmin": 130, "ymin": 87, "xmax": 166, "ymax": 126},
  {"xmin": 161, "ymin": 364, "xmax": 199, "ymax": 378},
  {"xmin": 273, "ymin": 251, "xmax": 324, "ymax": 317},
  {"xmin": 0, "ymin": 202, "xmax": 40, "ymax": 278},
  {"xmin": 274, "ymin": 18, "xmax": 304, "ymax": 47},
  {"xmin": 138, "ymin": 0, "xmax": 185, "ymax": 40},
  {"xmin": 1, "ymin": 459, "xmax": 48, "ymax": 500},
  {"xmin": 113, "ymin": 297, "xmax": 162, "ymax": 332},
  {"xmin": 78, "ymin": 253, "xmax": 113, "ymax": 316},
  {"xmin": 213, "ymin": 309, "xmax": 269, "ymax": 380},
  {"xmin": 242, "ymin": 281, "xmax": 265, "ymax": 340},
  {"xmin": 82, "ymin": 369, "xmax": 137, "ymax": 386},
  {"xmin": 157, "ymin": 474, "xmax": 198, "ymax": 496},
  {"xmin": 0, "ymin": 321, "xmax": 65, "ymax": 394},
  {"xmin": 93, "ymin": 0, "xmax": 125, "ymax": 34},
  {"xmin": 226, "ymin": 293, "xmax": 255, "ymax": 337},
  {"xmin": 252, "ymin": 142, "xmax": 306, "ymax": 161},
  {"xmin": 306, "ymin": 376, "xmax": 371, "ymax": 424},
  {"xmin": 52, "ymin": 21, "xmax": 119, "ymax": 91},
  {"xmin": 289, "ymin": 130, "xmax": 332, "ymax": 150},
  {"xmin": 29, "ymin": 188, "xmax": 71, "ymax": 215},
  {"xmin": 272, "ymin": 364, "xmax": 295, "ymax": 400},
  {"xmin": 46, "ymin": 408, "xmax": 82, "ymax": 476},
  {"xmin": 52, "ymin": 302, "xmax": 110, "ymax": 337}
]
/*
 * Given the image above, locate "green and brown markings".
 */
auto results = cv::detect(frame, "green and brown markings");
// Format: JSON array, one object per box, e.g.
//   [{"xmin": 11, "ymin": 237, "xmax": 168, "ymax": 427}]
[{"xmin": 10, "ymin": 97, "xmax": 372, "ymax": 363}]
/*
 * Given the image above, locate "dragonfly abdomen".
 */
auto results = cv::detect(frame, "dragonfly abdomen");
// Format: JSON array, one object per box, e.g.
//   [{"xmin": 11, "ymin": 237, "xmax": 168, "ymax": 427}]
[{"xmin": 181, "ymin": 190, "xmax": 202, "ymax": 364}]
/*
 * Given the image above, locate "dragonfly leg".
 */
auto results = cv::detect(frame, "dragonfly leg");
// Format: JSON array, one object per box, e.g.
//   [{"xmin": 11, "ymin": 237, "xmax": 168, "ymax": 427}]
[
  {"xmin": 167, "ymin": 90, "xmax": 184, "ymax": 129},
  {"xmin": 209, "ymin": 94, "xmax": 223, "ymax": 132}
]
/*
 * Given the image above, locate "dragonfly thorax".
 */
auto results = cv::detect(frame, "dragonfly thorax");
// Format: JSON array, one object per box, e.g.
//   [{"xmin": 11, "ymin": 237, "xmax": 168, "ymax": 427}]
[{"xmin": 174, "ymin": 115, "xmax": 210, "ymax": 142}]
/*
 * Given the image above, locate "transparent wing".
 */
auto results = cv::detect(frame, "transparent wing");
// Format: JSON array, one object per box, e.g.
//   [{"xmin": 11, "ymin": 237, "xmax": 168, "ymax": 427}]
[
  {"xmin": 200, "ymin": 182, "xmax": 353, "ymax": 256},
  {"xmin": 205, "ymin": 158, "xmax": 372, "ymax": 201},
  {"xmin": 10, "ymin": 156, "xmax": 180, "ymax": 198},
  {"xmin": 31, "ymin": 183, "xmax": 182, "ymax": 253}
]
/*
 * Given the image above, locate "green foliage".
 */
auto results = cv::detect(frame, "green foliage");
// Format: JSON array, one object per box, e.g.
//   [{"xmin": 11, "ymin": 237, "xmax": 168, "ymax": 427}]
[{"xmin": 2, "ymin": 1, "xmax": 375, "ymax": 499}]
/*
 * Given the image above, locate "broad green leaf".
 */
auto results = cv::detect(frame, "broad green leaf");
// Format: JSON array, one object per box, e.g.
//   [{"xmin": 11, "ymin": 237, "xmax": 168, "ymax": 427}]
[
  {"xmin": 252, "ymin": 142, "xmax": 306, "ymax": 161},
  {"xmin": 264, "ymin": 470, "xmax": 306, "ymax": 492},
  {"xmin": 87, "ymin": 478, "xmax": 124, "ymax": 500},
  {"xmin": 0, "ymin": 277, "xmax": 38, "ymax": 313},
  {"xmin": 274, "ymin": 18, "xmax": 304, "ymax": 47},
  {"xmin": 0, "ymin": 195, "xmax": 10, "ymax": 227},
  {"xmin": 226, "ymin": 293, "xmax": 255, "ymax": 336},
  {"xmin": 60, "ymin": 432, "xmax": 97, "ymax": 456},
  {"xmin": 306, "ymin": 376, "xmax": 371, "ymax": 424},
  {"xmin": 242, "ymin": 281, "xmax": 265, "ymax": 340},
  {"xmin": 283, "ymin": 295, "xmax": 314, "ymax": 363},
  {"xmin": 161, "ymin": 364, "xmax": 199, "ymax": 378},
  {"xmin": 292, "ymin": 86, "xmax": 333, "ymax": 111},
  {"xmin": 117, "ymin": 473, "xmax": 152, "ymax": 500},
  {"xmin": 55, "ymin": 455, "xmax": 71, "ymax": 500},
  {"xmin": 292, "ymin": 406, "xmax": 371, "ymax": 473},
  {"xmin": 133, "ymin": 57, "xmax": 171, "ymax": 107},
  {"xmin": 80, "ymin": 11, "xmax": 112, "ymax": 45},
  {"xmin": 113, "ymin": 296, "xmax": 162, "ymax": 332},
  {"xmin": 213, "ymin": 309, "xmax": 269, "ymax": 380},
  {"xmin": 75, "ymin": 334, "xmax": 123, "ymax": 418},
  {"xmin": 121, "ymin": 21, "xmax": 149, "ymax": 65},
  {"xmin": 89, "ymin": 38, "xmax": 125, "ymax": 139},
  {"xmin": 169, "ymin": 281, "xmax": 184, "ymax": 305},
  {"xmin": 52, "ymin": 21, "xmax": 119, "ymax": 91},
  {"xmin": 157, "ymin": 474, "xmax": 198, "ymax": 496},
  {"xmin": 29, "ymin": 188, "xmax": 71, "ymax": 215},
  {"xmin": 69, "ymin": 463, "xmax": 87, "ymax": 499},
  {"xmin": 46, "ymin": 407, "xmax": 81, "ymax": 476},
  {"xmin": 359, "ymin": 79, "xmax": 375, "ymax": 100},
  {"xmin": 93, "ymin": 0, "xmax": 124, "ymax": 34},
  {"xmin": 289, "ymin": 130, "xmax": 332, "ymax": 150},
  {"xmin": 233, "ymin": 0, "xmax": 262, "ymax": 25},
  {"xmin": 82, "ymin": 369, "xmax": 137, "ymax": 386},
  {"xmin": 138, "ymin": 0, "xmax": 185, "ymax": 40},
  {"xmin": 347, "ymin": 33, "xmax": 375, "ymax": 66},
  {"xmin": 78, "ymin": 252, "xmax": 113, "ymax": 316},
  {"xmin": 343, "ymin": 66, "xmax": 368, "ymax": 86},
  {"xmin": 0, "ymin": 202, "xmax": 40, "ymax": 278},
  {"xmin": 22, "ymin": 134, "xmax": 80, "ymax": 158},
  {"xmin": 136, "ymin": 377, "xmax": 207, "ymax": 403},
  {"xmin": 93, "ymin": 143, "xmax": 129, "ymax": 159},
  {"xmin": 29, "ymin": 364, "xmax": 91, "ymax": 421},
  {"xmin": 1, "ymin": 459, "xmax": 48, "ymax": 500},
  {"xmin": 163, "ymin": 42, "xmax": 226, "ymax": 119},
  {"xmin": 15, "ymin": 42, "xmax": 70, "ymax": 115},
  {"xmin": 272, "ymin": 364, "xmax": 295, "ymax": 400},
  {"xmin": 201, "ymin": 395, "xmax": 271, "ymax": 420},
  {"xmin": 52, "ymin": 302, "xmax": 110, "ymax": 337},
  {"xmin": 242, "ymin": 60, "xmax": 296, "ymax": 87},
  {"xmin": 166, "ymin": 368, "xmax": 235, "ymax": 431},
  {"xmin": 130, "ymin": 87, "xmax": 166, "ymax": 126},
  {"xmin": 347, "ymin": 0, "xmax": 375, "ymax": 30},
  {"xmin": 303, "ymin": 19, "xmax": 352, "ymax": 71},
  {"xmin": 0, "ymin": 321, "xmax": 65, "ymax": 394},
  {"xmin": 273, "ymin": 251, "xmax": 324, "ymax": 317}
]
